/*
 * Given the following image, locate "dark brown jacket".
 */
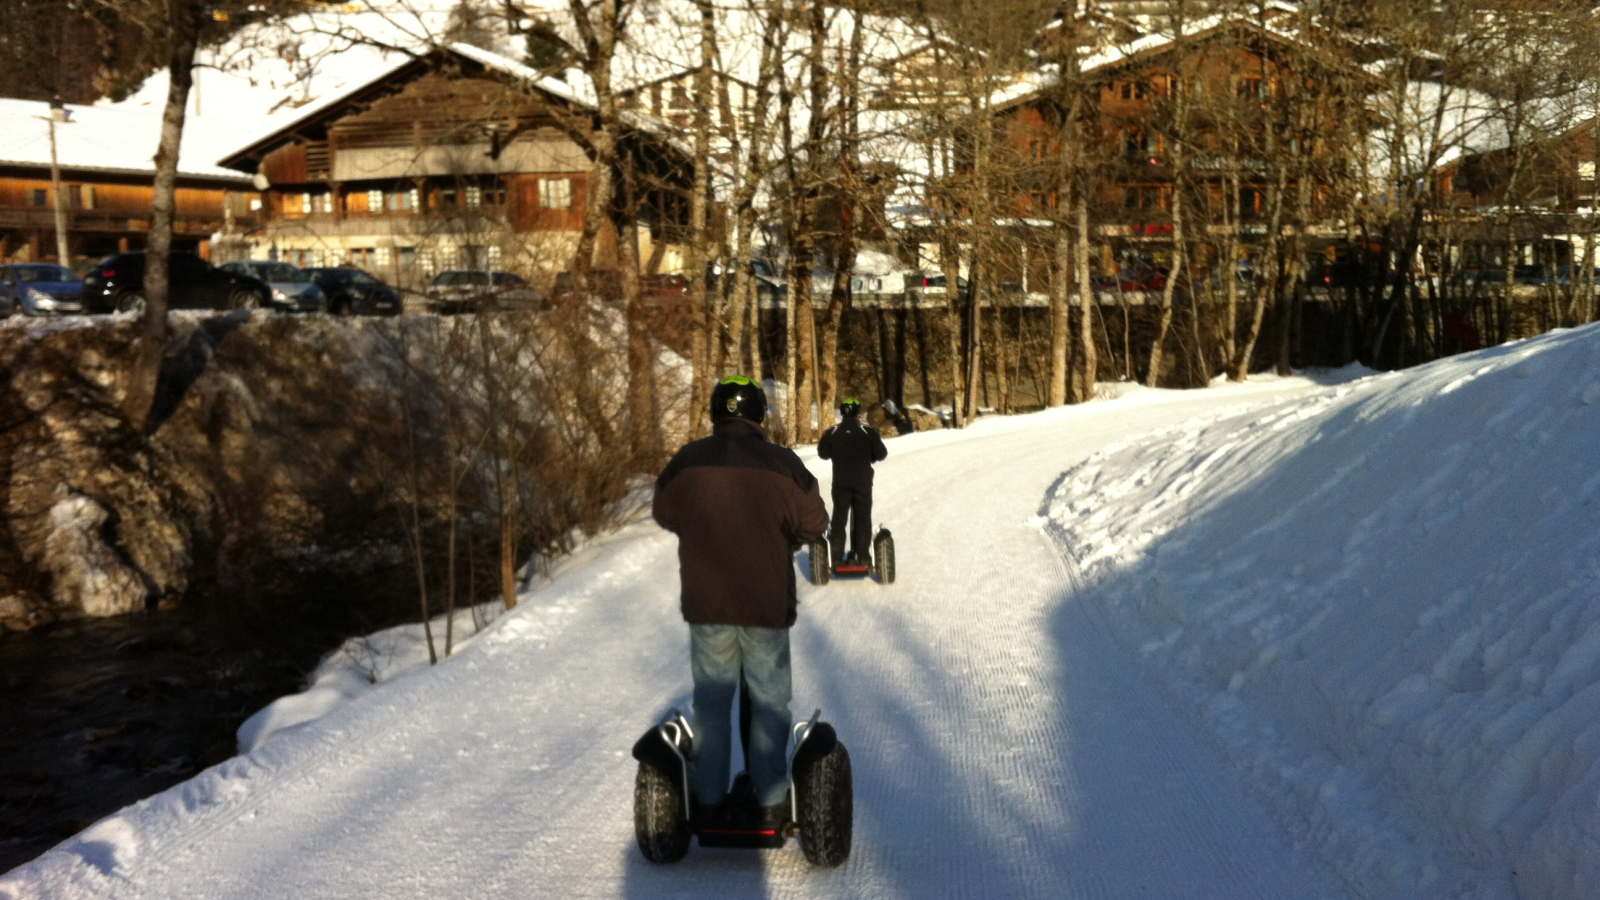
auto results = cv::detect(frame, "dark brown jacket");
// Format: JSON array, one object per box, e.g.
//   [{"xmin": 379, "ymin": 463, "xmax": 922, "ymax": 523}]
[{"xmin": 653, "ymin": 418, "xmax": 829, "ymax": 628}]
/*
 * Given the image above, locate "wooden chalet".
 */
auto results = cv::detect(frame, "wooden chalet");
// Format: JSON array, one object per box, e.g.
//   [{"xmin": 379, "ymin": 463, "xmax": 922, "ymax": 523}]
[
  {"xmin": 218, "ymin": 44, "xmax": 693, "ymax": 290},
  {"xmin": 0, "ymin": 98, "xmax": 256, "ymax": 267},
  {"xmin": 981, "ymin": 14, "xmax": 1373, "ymax": 296}
]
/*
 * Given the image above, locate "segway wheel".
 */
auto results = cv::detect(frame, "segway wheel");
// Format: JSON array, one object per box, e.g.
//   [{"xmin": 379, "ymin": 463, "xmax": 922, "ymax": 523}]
[
  {"xmin": 634, "ymin": 762, "xmax": 692, "ymax": 864},
  {"xmin": 872, "ymin": 530, "xmax": 895, "ymax": 585},
  {"xmin": 795, "ymin": 741, "xmax": 853, "ymax": 867},
  {"xmin": 810, "ymin": 539, "xmax": 830, "ymax": 585}
]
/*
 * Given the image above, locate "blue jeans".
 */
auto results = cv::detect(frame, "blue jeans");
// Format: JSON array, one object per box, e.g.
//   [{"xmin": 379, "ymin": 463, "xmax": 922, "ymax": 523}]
[{"xmin": 689, "ymin": 624, "xmax": 793, "ymax": 808}]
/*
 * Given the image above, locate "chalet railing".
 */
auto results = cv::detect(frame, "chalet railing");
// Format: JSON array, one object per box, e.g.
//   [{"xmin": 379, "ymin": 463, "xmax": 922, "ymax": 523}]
[{"xmin": 0, "ymin": 208, "xmax": 257, "ymax": 234}]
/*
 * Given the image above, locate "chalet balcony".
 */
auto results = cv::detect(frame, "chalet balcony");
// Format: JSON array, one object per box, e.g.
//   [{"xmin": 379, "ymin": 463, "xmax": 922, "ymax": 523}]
[
  {"xmin": 262, "ymin": 212, "xmax": 510, "ymax": 238},
  {"xmin": 0, "ymin": 208, "xmax": 255, "ymax": 235}
]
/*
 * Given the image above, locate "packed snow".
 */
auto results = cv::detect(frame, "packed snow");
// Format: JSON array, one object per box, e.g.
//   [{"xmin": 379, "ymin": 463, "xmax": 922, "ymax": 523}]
[
  {"xmin": 1047, "ymin": 325, "xmax": 1600, "ymax": 900},
  {"xmin": 4, "ymin": 325, "xmax": 1599, "ymax": 899}
]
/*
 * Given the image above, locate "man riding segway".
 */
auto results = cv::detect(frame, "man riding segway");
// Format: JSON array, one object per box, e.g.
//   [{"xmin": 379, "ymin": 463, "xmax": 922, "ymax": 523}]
[
  {"xmin": 651, "ymin": 376, "xmax": 830, "ymax": 829},
  {"xmin": 817, "ymin": 398, "xmax": 888, "ymax": 569}
]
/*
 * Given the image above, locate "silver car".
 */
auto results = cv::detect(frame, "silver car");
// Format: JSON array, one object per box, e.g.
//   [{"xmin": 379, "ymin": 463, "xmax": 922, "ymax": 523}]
[{"xmin": 219, "ymin": 260, "xmax": 327, "ymax": 313}]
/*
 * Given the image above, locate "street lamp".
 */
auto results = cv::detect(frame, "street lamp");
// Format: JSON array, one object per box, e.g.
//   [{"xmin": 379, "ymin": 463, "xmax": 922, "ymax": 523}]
[{"xmin": 46, "ymin": 97, "xmax": 72, "ymax": 268}]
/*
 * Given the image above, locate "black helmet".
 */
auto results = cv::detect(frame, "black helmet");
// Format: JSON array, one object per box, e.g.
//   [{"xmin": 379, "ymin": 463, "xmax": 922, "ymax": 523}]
[
  {"xmin": 840, "ymin": 397, "xmax": 862, "ymax": 417},
  {"xmin": 711, "ymin": 375, "xmax": 767, "ymax": 422}
]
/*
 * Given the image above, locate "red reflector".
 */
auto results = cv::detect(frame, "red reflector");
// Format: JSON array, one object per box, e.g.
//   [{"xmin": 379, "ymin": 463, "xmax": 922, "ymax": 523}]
[{"xmin": 101, "ymin": 269, "xmax": 116, "ymax": 278}]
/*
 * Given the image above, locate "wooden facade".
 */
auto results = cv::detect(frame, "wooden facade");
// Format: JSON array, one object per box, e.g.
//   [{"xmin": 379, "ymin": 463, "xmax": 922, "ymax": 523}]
[
  {"xmin": 0, "ymin": 166, "xmax": 256, "ymax": 267},
  {"xmin": 221, "ymin": 49, "xmax": 692, "ymax": 290},
  {"xmin": 976, "ymin": 21, "xmax": 1369, "ymax": 293}
]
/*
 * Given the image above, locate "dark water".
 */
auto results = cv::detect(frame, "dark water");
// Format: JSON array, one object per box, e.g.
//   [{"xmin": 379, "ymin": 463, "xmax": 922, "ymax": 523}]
[{"xmin": 0, "ymin": 613, "xmax": 327, "ymax": 875}]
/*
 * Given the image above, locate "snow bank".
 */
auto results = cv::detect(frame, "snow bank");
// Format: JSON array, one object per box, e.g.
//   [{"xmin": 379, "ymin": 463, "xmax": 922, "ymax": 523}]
[
  {"xmin": 1046, "ymin": 325, "xmax": 1600, "ymax": 899},
  {"xmin": 235, "ymin": 607, "xmax": 494, "ymax": 755}
]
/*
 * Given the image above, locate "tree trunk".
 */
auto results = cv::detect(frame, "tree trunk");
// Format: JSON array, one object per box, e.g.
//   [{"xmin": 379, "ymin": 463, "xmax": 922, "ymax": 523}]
[
  {"xmin": 1048, "ymin": 226, "xmax": 1070, "ymax": 406},
  {"xmin": 1147, "ymin": 187, "xmax": 1185, "ymax": 387},
  {"xmin": 618, "ymin": 172, "xmax": 658, "ymax": 462},
  {"xmin": 685, "ymin": 0, "xmax": 716, "ymax": 437},
  {"xmin": 1075, "ymin": 191, "xmax": 1096, "ymax": 400},
  {"xmin": 125, "ymin": 12, "xmax": 200, "ymax": 431}
]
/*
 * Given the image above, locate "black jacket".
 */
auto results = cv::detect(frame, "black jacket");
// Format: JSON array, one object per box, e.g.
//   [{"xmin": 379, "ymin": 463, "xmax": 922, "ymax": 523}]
[
  {"xmin": 817, "ymin": 417, "xmax": 888, "ymax": 488},
  {"xmin": 653, "ymin": 418, "xmax": 829, "ymax": 628}
]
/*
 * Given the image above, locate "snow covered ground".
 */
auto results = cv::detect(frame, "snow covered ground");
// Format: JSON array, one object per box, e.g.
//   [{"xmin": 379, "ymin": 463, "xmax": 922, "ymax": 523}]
[
  {"xmin": 1047, "ymin": 325, "xmax": 1600, "ymax": 900},
  {"xmin": 5, "ymin": 325, "xmax": 1599, "ymax": 898}
]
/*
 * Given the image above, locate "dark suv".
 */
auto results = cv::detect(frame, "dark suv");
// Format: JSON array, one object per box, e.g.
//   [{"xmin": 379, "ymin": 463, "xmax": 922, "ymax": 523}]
[
  {"xmin": 304, "ymin": 267, "xmax": 403, "ymax": 315},
  {"xmin": 81, "ymin": 252, "xmax": 269, "ymax": 314}
]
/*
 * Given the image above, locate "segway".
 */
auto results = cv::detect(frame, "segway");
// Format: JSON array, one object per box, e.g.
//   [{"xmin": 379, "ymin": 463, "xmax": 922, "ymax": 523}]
[
  {"xmin": 809, "ymin": 527, "xmax": 895, "ymax": 585},
  {"xmin": 631, "ymin": 704, "xmax": 853, "ymax": 867}
]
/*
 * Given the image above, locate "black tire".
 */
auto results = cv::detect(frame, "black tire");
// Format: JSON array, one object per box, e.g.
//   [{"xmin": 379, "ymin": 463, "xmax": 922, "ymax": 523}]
[
  {"xmin": 228, "ymin": 288, "xmax": 261, "ymax": 311},
  {"xmin": 796, "ymin": 741, "xmax": 852, "ymax": 867},
  {"xmin": 114, "ymin": 291, "xmax": 146, "ymax": 315},
  {"xmin": 809, "ymin": 540, "xmax": 830, "ymax": 585},
  {"xmin": 633, "ymin": 762, "xmax": 691, "ymax": 864},
  {"xmin": 873, "ymin": 534, "xmax": 895, "ymax": 584}
]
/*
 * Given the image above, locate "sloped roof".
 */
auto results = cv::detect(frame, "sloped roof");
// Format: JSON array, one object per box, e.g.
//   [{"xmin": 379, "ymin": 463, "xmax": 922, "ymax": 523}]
[{"xmin": 0, "ymin": 97, "xmax": 250, "ymax": 183}]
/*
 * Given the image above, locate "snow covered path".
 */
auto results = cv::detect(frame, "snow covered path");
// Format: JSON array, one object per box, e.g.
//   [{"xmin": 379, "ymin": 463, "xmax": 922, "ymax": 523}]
[{"xmin": 6, "ymin": 381, "xmax": 1355, "ymax": 900}]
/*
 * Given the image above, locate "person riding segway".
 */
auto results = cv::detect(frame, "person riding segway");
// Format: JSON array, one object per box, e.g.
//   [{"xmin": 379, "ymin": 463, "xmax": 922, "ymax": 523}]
[
  {"xmin": 817, "ymin": 398, "xmax": 888, "ymax": 573},
  {"xmin": 637, "ymin": 376, "xmax": 854, "ymax": 867}
]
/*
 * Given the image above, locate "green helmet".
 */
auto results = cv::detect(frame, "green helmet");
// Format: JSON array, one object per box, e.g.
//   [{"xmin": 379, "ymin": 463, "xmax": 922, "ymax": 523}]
[
  {"xmin": 711, "ymin": 375, "xmax": 767, "ymax": 422},
  {"xmin": 840, "ymin": 397, "xmax": 862, "ymax": 417}
]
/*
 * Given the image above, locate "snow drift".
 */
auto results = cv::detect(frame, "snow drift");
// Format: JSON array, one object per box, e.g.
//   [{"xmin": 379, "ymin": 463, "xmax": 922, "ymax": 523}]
[{"xmin": 1047, "ymin": 325, "xmax": 1600, "ymax": 899}]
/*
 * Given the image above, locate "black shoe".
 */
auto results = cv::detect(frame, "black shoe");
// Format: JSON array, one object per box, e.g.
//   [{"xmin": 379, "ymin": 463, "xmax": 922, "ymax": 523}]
[
  {"xmin": 758, "ymin": 796, "xmax": 791, "ymax": 830},
  {"xmin": 691, "ymin": 798, "xmax": 727, "ymax": 828}
]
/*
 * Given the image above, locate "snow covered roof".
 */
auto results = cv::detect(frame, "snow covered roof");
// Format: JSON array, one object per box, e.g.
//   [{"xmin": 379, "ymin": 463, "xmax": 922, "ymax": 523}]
[
  {"xmin": 994, "ymin": 8, "xmax": 1356, "ymax": 112},
  {"xmin": 0, "ymin": 97, "xmax": 250, "ymax": 184}
]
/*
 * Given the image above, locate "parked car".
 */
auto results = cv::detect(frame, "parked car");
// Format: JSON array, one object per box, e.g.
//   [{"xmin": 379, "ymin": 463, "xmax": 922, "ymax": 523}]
[
  {"xmin": 304, "ymin": 266, "xmax": 403, "ymax": 315},
  {"xmin": 641, "ymin": 273, "xmax": 691, "ymax": 299},
  {"xmin": 0, "ymin": 264, "xmax": 85, "ymax": 317},
  {"xmin": 1094, "ymin": 264, "xmax": 1170, "ymax": 294},
  {"xmin": 219, "ymin": 260, "xmax": 327, "ymax": 313},
  {"xmin": 81, "ymin": 252, "xmax": 270, "ymax": 314},
  {"xmin": 906, "ymin": 270, "xmax": 968, "ymax": 301},
  {"xmin": 427, "ymin": 269, "xmax": 543, "ymax": 314}
]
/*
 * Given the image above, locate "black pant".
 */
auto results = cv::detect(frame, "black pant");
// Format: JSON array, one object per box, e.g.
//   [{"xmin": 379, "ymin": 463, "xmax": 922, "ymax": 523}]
[{"xmin": 829, "ymin": 483, "xmax": 873, "ymax": 563}]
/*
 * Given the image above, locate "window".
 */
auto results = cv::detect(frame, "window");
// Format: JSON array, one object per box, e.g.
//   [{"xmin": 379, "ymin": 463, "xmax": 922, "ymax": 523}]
[
  {"xmin": 419, "ymin": 248, "xmax": 436, "ymax": 275},
  {"xmin": 1580, "ymin": 161, "xmax": 1597, "ymax": 180},
  {"xmin": 1190, "ymin": 78, "xmax": 1205, "ymax": 98},
  {"xmin": 1124, "ymin": 130, "xmax": 1159, "ymax": 161},
  {"xmin": 29, "ymin": 189, "xmax": 47, "ymax": 207},
  {"xmin": 540, "ymin": 177, "xmax": 573, "ymax": 209},
  {"xmin": 1123, "ymin": 186, "xmax": 1162, "ymax": 211},
  {"xmin": 670, "ymin": 84, "xmax": 691, "ymax": 110},
  {"xmin": 1239, "ymin": 187, "xmax": 1264, "ymax": 218},
  {"xmin": 249, "ymin": 197, "xmax": 263, "ymax": 211},
  {"xmin": 367, "ymin": 189, "xmax": 384, "ymax": 212},
  {"xmin": 386, "ymin": 189, "xmax": 418, "ymax": 212},
  {"xmin": 76, "ymin": 185, "xmax": 95, "ymax": 209},
  {"xmin": 399, "ymin": 247, "xmax": 416, "ymax": 267},
  {"xmin": 465, "ymin": 185, "xmax": 482, "ymax": 208},
  {"xmin": 375, "ymin": 247, "xmax": 392, "ymax": 267},
  {"xmin": 487, "ymin": 245, "xmax": 503, "ymax": 268},
  {"xmin": 1119, "ymin": 81, "xmax": 1149, "ymax": 100},
  {"xmin": 298, "ymin": 193, "xmax": 311, "ymax": 215},
  {"xmin": 1237, "ymin": 76, "xmax": 1262, "ymax": 99}
]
